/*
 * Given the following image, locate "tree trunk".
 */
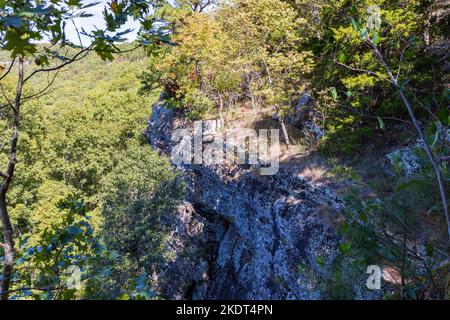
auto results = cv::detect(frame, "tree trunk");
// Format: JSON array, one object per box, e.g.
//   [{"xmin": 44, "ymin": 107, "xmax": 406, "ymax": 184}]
[
  {"xmin": 0, "ymin": 195, "xmax": 14, "ymax": 300},
  {"xmin": 0, "ymin": 57, "xmax": 24, "ymax": 300},
  {"xmin": 194, "ymin": 60, "xmax": 203, "ymax": 90},
  {"xmin": 218, "ymin": 93, "xmax": 224, "ymax": 123},
  {"xmin": 279, "ymin": 117, "xmax": 290, "ymax": 148},
  {"xmin": 370, "ymin": 41, "xmax": 450, "ymax": 238},
  {"xmin": 251, "ymin": 93, "xmax": 257, "ymax": 120}
]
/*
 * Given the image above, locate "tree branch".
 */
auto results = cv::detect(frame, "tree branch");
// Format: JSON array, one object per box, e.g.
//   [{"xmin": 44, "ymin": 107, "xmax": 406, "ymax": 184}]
[
  {"xmin": 333, "ymin": 59, "xmax": 393, "ymax": 84},
  {"xmin": 339, "ymin": 103, "xmax": 413, "ymax": 126},
  {"xmin": 0, "ymin": 58, "xmax": 16, "ymax": 82},
  {"xmin": 396, "ymin": 44, "xmax": 409, "ymax": 82},
  {"xmin": 23, "ymin": 45, "xmax": 93, "ymax": 84},
  {"xmin": 367, "ymin": 37, "xmax": 450, "ymax": 238},
  {"xmin": 0, "ymin": 56, "xmax": 24, "ymax": 301},
  {"xmin": 21, "ymin": 69, "xmax": 61, "ymax": 103},
  {"xmin": 0, "ymin": 286, "xmax": 63, "ymax": 296}
]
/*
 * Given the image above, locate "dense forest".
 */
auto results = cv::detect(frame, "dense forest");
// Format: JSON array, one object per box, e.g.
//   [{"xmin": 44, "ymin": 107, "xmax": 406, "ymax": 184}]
[{"xmin": 0, "ymin": 0, "xmax": 449, "ymax": 300}]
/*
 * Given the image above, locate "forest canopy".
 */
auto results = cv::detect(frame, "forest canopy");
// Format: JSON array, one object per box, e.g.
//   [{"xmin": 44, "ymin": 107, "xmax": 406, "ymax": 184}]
[{"xmin": 0, "ymin": 0, "xmax": 449, "ymax": 300}]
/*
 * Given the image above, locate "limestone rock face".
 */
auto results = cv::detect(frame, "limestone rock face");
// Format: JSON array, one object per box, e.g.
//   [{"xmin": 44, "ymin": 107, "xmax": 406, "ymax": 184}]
[
  {"xmin": 146, "ymin": 103, "xmax": 343, "ymax": 300},
  {"xmin": 386, "ymin": 144, "xmax": 423, "ymax": 177},
  {"xmin": 284, "ymin": 92, "xmax": 324, "ymax": 141}
]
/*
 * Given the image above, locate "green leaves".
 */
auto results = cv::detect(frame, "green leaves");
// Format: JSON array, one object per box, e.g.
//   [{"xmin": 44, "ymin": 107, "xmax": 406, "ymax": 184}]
[
  {"xmin": 399, "ymin": 79, "xmax": 411, "ymax": 91},
  {"xmin": 66, "ymin": 0, "xmax": 83, "ymax": 6},
  {"xmin": 315, "ymin": 255, "xmax": 326, "ymax": 267},
  {"xmin": 350, "ymin": 17, "xmax": 368, "ymax": 40},
  {"xmin": 20, "ymin": 5, "xmax": 55, "ymax": 17},
  {"xmin": 0, "ymin": 3, "xmax": 67, "ymax": 57},
  {"xmin": 339, "ymin": 242, "xmax": 352, "ymax": 255},
  {"xmin": 360, "ymin": 27, "xmax": 368, "ymax": 40},
  {"xmin": 372, "ymin": 32, "xmax": 380, "ymax": 46},
  {"xmin": 337, "ymin": 52, "xmax": 347, "ymax": 63},
  {"xmin": 351, "ymin": 17, "xmax": 381, "ymax": 45},
  {"xmin": 351, "ymin": 18, "xmax": 360, "ymax": 33},
  {"xmin": 2, "ymin": 28, "xmax": 38, "ymax": 57},
  {"xmin": 92, "ymin": 36, "xmax": 115, "ymax": 61},
  {"xmin": 377, "ymin": 116, "xmax": 385, "ymax": 131},
  {"xmin": 330, "ymin": 87, "xmax": 338, "ymax": 101},
  {"xmin": 57, "ymin": 195, "xmax": 87, "ymax": 217},
  {"xmin": 0, "ymin": 1, "xmax": 158, "ymax": 60},
  {"xmin": 11, "ymin": 192, "xmax": 100, "ymax": 299},
  {"xmin": 0, "ymin": 16, "xmax": 23, "ymax": 28},
  {"xmin": 437, "ymin": 107, "xmax": 449, "ymax": 127},
  {"xmin": 426, "ymin": 120, "xmax": 447, "ymax": 147}
]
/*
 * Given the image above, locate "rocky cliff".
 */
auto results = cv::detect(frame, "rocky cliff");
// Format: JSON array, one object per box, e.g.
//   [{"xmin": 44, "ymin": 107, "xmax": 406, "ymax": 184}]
[{"xmin": 146, "ymin": 102, "xmax": 344, "ymax": 300}]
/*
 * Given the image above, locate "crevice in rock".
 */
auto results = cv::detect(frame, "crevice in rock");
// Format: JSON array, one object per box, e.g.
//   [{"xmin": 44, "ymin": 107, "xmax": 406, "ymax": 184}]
[
  {"xmin": 184, "ymin": 281, "xmax": 196, "ymax": 300},
  {"xmin": 187, "ymin": 202, "xmax": 233, "ymax": 300}
]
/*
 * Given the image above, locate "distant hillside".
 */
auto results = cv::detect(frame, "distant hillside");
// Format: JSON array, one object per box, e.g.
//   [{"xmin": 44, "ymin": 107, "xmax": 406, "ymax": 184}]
[{"xmin": 1, "ymin": 44, "xmax": 150, "ymax": 111}]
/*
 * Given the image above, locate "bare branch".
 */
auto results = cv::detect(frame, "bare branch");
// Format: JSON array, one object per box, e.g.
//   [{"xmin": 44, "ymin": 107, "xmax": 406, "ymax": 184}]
[
  {"xmin": 333, "ymin": 60, "xmax": 393, "ymax": 84},
  {"xmin": 338, "ymin": 103, "xmax": 414, "ymax": 126},
  {"xmin": 409, "ymin": 88, "xmax": 439, "ymax": 121},
  {"xmin": 23, "ymin": 45, "xmax": 93, "ymax": 84},
  {"xmin": 396, "ymin": 44, "xmax": 409, "ymax": 82},
  {"xmin": 199, "ymin": 0, "xmax": 214, "ymax": 12},
  {"xmin": 367, "ymin": 37, "xmax": 450, "ymax": 238},
  {"xmin": 0, "ymin": 286, "xmax": 63, "ymax": 296},
  {"xmin": 95, "ymin": 44, "xmax": 142, "ymax": 55},
  {"xmin": 0, "ymin": 58, "xmax": 16, "ymax": 82},
  {"xmin": 71, "ymin": 19, "xmax": 84, "ymax": 49},
  {"xmin": 22, "ymin": 43, "xmax": 142, "ymax": 86},
  {"xmin": 21, "ymin": 69, "xmax": 61, "ymax": 103}
]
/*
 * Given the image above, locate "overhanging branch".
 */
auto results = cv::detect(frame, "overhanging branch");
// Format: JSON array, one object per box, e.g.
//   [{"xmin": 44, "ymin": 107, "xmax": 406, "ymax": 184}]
[
  {"xmin": 333, "ymin": 59, "xmax": 393, "ymax": 84},
  {"xmin": 23, "ymin": 45, "xmax": 93, "ymax": 84},
  {"xmin": 0, "ymin": 58, "xmax": 16, "ymax": 82}
]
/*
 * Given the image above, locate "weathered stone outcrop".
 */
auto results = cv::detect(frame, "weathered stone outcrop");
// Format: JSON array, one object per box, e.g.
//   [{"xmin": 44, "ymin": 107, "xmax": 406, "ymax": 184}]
[{"xmin": 147, "ymin": 103, "xmax": 343, "ymax": 300}]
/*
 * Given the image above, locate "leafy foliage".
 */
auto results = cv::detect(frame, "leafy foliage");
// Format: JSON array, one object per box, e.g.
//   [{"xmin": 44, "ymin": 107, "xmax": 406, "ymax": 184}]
[
  {"xmin": 1, "ymin": 47, "xmax": 184, "ymax": 299},
  {"xmin": 1, "ymin": 0, "xmax": 449, "ymax": 300}
]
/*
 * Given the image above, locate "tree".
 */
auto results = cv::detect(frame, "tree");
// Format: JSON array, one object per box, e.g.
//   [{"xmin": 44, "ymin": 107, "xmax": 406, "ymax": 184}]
[
  {"xmin": 0, "ymin": 0, "xmax": 162, "ymax": 300},
  {"xmin": 175, "ymin": 0, "xmax": 218, "ymax": 12},
  {"xmin": 140, "ymin": 10, "xmax": 233, "ymax": 119},
  {"xmin": 1, "ymin": 45, "xmax": 181, "ymax": 299},
  {"xmin": 287, "ymin": 0, "xmax": 449, "ymax": 235},
  {"xmin": 10, "ymin": 192, "xmax": 101, "ymax": 300},
  {"xmin": 309, "ymin": 1, "xmax": 449, "ymax": 237},
  {"xmin": 219, "ymin": 0, "xmax": 314, "ymax": 145},
  {"xmin": 352, "ymin": 15, "xmax": 449, "ymax": 238},
  {"xmin": 98, "ymin": 145, "xmax": 184, "ymax": 298}
]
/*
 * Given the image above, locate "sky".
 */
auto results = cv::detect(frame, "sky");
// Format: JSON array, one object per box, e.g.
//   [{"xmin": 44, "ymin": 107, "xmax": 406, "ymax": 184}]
[{"xmin": 65, "ymin": 0, "xmax": 142, "ymax": 44}]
